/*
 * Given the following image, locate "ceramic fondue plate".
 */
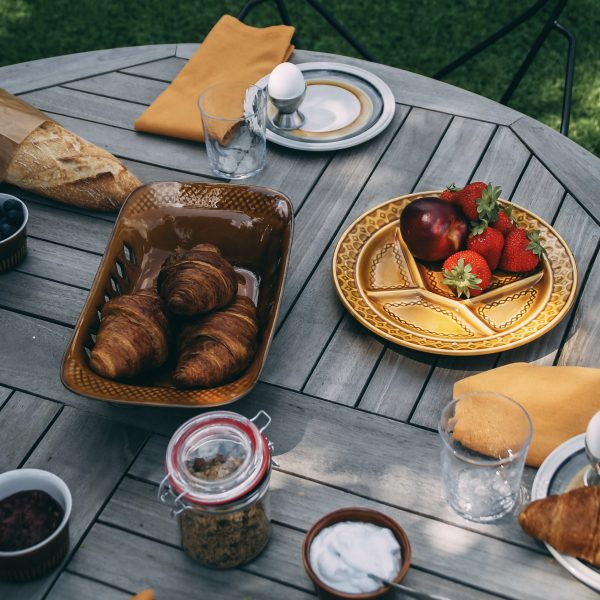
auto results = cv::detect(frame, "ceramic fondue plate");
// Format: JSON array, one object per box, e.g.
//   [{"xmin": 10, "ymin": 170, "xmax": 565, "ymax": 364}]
[
  {"xmin": 532, "ymin": 434, "xmax": 600, "ymax": 591},
  {"xmin": 255, "ymin": 62, "xmax": 395, "ymax": 151},
  {"xmin": 333, "ymin": 191, "xmax": 577, "ymax": 356}
]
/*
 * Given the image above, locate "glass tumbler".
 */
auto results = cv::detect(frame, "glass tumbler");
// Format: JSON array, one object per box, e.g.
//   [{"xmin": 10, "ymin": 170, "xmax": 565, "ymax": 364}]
[
  {"xmin": 198, "ymin": 81, "xmax": 267, "ymax": 179},
  {"xmin": 438, "ymin": 392, "xmax": 532, "ymax": 523}
]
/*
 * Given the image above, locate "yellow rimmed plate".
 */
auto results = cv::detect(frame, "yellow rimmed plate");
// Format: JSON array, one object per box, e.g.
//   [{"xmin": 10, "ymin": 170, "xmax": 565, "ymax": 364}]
[{"xmin": 333, "ymin": 191, "xmax": 578, "ymax": 356}]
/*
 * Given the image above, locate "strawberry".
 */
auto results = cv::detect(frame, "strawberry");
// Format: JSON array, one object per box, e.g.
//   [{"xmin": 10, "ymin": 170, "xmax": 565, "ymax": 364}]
[
  {"xmin": 491, "ymin": 206, "xmax": 514, "ymax": 236},
  {"xmin": 499, "ymin": 227, "xmax": 545, "ymax": 272},
  {"xmin": 467, "ymin": 224, "xmax": 504, "ymax": 270},
  {"xmin": 455, "ymin": 182, "xmax": 501, "ymax": 223},
  {"xmin": 439, "ymin": 184, "xmax": 460, "ymax": 202},
  {"xmin": 442, "ymin": 250, "xmax": 492, "ymax": 298}
]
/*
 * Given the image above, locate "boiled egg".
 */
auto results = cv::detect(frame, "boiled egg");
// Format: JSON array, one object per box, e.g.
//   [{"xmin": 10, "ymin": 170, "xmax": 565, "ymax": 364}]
[{"xmin": 268, "ymin": 63, "xmax": 305, "ymax": 99}]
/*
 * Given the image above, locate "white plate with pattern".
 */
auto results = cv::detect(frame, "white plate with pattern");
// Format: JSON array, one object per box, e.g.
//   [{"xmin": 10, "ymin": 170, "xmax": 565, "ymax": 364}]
[
  {"xmin": 531, "ymin": 433, "xmax": 600, "ymax": 591},
  {"xmin": 255, "ymin": 62, "xmax": 395, "ymax": 151}
]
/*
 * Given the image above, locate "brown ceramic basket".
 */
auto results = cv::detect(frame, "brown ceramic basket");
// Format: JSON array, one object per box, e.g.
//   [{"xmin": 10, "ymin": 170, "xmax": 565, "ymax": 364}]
[
  {"xmin": 61, "ymin": 182, "xmax": 293, "ymax": 408},
  {"xmin": 303, "ymin": 507, "xmax": 412, "ymax": 600},
  {"xmin": 0, "ymin": 193, "xmax": 28, "ymax": 273}
]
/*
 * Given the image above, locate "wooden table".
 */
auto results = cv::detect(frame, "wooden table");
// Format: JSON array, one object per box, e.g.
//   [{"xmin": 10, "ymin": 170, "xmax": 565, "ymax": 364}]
[{"xmin": 0, "ymin": 44, "xmax": 599, "ymax": 600}]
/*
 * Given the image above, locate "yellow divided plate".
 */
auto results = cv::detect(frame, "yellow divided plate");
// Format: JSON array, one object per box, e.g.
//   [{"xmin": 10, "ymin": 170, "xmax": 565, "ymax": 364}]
[{"xmin": 333, "ymin": 191, "xmax": 578, "ymax": 355}]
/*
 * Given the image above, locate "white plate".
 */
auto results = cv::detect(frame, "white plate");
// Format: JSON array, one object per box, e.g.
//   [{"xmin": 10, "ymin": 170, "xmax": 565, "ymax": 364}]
[
  {"xmin": 531, "ymin": 434, "xmax": 600, "ymax": 591},
  {"xmin": 255, "ymin": 62, "xmax": 396, "ymax": 152}
]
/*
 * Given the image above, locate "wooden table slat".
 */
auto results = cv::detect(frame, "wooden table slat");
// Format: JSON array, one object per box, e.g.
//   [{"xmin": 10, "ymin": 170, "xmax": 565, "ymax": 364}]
[
  {"xmin": 471, "ymin": 125, "xmax": 531, "ymax": 196},
  {"xmin": 48, "ymin": 572, "xmax": 131, "ymax": 600},
  {"xmin": 557, "ymin": 241, "xmax": 600, "ymax": 367},
  {"xmin": 69, "ymin": 522, "xmax": 316, "ymax": 600},
  {"xmin": 1, "ymin": 45, "xmax": 176, "ymax": 94},
  {"xmin": 509, "ymin": 155, "xmax": 565, "ymax": 221},
  {"xmin": 22, "ymin": 86, "xmax": 145, "ymax": 131},
  {"xmin": 121, "ymin": 56, "xmax": 187, "ymax": 82},
  {"xmin": 0, "ymin": 392, "xmax": 61, "ymax": 472},
  {"xmin": 414, "ymin": 117, "xmax": 496, "ymax": 192},
  {"xmin": 0, "ymin": 385, "xmax": 12, "ymax": 408},
  {"xmin": 511, "ymin": 115, "xmax": 600, "ymax": 220},
  {"xmin": 16, "ymin": 237, "xmax": 101, "ymax": 290},
  {"xmin": 64, "ymin": 71, "xmax": 167, "ymax": 106}
]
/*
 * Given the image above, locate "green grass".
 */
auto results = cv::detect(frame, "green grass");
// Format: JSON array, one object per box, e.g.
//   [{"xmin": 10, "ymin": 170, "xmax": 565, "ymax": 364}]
[{"xmin": 1, "ymin": 1, "xmax": 598, "ymax": 156}]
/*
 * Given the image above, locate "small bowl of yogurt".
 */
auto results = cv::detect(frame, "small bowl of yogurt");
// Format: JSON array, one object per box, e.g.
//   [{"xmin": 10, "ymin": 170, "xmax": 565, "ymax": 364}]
[{"xmin": 302, "ymin": 507, "xmax": 412, "ymax": 599}]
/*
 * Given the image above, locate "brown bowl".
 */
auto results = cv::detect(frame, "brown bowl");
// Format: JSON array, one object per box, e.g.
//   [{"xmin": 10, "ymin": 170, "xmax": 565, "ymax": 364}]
[
  {"xmin": 61, "ymin": 181, "xmax": 293, "ymax": 408},
  {"xmin": 0, "ymin": 193, "xmax": 28, "ymax": 273},
  {"xmin": 303, "ymin": 507, "xmax": 412, "ymax": 600},
  {"xmin": 0, "ymin": 469, "xmax": 72, "ymax": 582}
]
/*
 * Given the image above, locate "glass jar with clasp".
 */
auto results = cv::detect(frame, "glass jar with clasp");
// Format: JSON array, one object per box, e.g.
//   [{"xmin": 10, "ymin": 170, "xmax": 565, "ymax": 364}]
[{"xmin": 159, "ymin": 410, "xmax": 274, "ymax": 568}]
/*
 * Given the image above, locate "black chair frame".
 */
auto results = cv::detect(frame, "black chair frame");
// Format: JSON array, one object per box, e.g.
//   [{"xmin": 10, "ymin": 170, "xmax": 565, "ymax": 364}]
[{"xmin": 238, "ymin": 0, "xmax": 576, "ymax": 135}]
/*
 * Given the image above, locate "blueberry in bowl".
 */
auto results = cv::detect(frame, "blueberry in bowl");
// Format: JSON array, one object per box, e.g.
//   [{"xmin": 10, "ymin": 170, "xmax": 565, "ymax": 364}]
[{"xmin": 0, "ymin": 193, "xmax": 28, "ymax": 273}]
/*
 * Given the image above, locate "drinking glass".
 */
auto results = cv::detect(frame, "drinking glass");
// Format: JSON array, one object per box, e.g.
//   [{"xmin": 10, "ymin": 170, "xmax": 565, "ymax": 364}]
[
  {"xmin": 198, "ymin": 81, "xmax": 267, "ymax": 179},
  {"xmin": 438, "ymin": 392, "xmax": 532, "ymax": 523}
]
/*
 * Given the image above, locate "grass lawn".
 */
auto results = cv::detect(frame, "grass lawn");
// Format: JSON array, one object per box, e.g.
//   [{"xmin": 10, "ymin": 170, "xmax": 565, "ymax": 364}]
[{"xmin": 0, "ymin": 0, "xmax": 598, "ymax": 156}]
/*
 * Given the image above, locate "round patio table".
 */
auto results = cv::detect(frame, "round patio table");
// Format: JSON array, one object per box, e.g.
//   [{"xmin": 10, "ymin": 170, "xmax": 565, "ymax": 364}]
[{"xmin": 0, "ymin": 44, "xmax": 599, "ymax": 599}]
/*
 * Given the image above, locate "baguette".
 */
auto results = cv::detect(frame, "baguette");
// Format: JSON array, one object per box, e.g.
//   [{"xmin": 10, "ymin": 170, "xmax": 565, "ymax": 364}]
[{"xmin": 5, "ymin": 120, "xmax": 140, "ymax": 211}]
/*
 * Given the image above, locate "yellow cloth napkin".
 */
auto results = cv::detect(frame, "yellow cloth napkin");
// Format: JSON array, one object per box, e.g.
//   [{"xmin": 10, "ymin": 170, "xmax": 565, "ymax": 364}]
[
  {"xmin": 131, "ymin": 590, "xmax": 154, "ymax": 600},
  {"xmin": 454, "ymin": 363, "xmax": 600, "ymax": 467},
  {"xmin": 134, "ymin": 15, "xmax": 294, "ymax": 142}
]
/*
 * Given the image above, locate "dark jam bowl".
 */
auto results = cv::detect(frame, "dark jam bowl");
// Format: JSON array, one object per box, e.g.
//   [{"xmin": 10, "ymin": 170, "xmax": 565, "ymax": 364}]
[
  {"xmin": 0, "ymin": 469, "xmax": 72, "ymax": 582},
  {"xmin": 0, "ymin": 193, "xmax": 28, "ymax": 274}
]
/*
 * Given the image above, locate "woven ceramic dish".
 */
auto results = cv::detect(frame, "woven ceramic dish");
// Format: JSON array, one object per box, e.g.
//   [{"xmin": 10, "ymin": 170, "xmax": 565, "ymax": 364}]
[
  {"xmin": 62, "ymin": 182, "xmax": 293, "ymax": 407},
  {"xmin": 333, "ymin": 191, "xmax": 577, "ymax": 356}
]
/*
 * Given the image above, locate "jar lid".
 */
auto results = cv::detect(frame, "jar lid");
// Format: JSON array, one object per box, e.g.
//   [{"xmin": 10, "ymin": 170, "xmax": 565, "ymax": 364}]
[{"xmin": 165, "ymin": 411, "xmax": 271, "ymax": 506}]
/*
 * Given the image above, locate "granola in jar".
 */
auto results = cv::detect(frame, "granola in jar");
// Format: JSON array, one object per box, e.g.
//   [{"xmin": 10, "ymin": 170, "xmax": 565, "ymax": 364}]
[{"xmin": 160, "ymin": 411, "xmax": 273, "ymax": 568}]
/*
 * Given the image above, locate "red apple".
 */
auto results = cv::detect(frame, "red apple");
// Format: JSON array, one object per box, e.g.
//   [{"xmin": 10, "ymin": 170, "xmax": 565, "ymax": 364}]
[{"xmin": 399, "ymin": 197, "xmax": 468, "ymax": 262}]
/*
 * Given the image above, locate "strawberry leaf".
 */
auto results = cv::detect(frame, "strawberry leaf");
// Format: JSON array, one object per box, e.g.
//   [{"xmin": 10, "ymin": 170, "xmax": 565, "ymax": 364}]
[
  {"xmin": 476, "ymin": 183, "xmax": 502, "ymax": 223},
  {"xmin": 442, "ymin": 257, "xmax": 482, "ymax": 298},
  {"xmin": 526, "ymin": 229, "xmax": 545, "ymax": 257},
  {"xmin": 470, "ymin": 219, "xmax": 488, "ymax": 236}
]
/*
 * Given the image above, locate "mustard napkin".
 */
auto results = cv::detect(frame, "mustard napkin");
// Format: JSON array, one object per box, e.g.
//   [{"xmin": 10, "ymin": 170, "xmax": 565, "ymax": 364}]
[
  {"xmin": 131, "ymin": 589, "xmax": 154, "ymax": 600},
  {"xmin": 134, "ymin": 15, "xmax": 294, "ymax": 142},
  {"xmin": 454, "ymin": 363, "xmax": 600, "ymax": 467}
]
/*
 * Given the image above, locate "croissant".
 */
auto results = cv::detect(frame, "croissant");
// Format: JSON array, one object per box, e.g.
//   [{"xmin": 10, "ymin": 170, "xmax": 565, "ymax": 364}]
[
  {"xmin": 157, "ymin": 243, "xmax": 237, "ymax": 315},
  {"xmin": 173, "ymin": 296, "xmax": 259, "ymax": 388},
  {"xmin": 519, "ymin": 486, "xmax": 600, "ymax": 566},
  {"xmin": 89, "ymin": 289, "xmax": 169, "ymax": 379}
]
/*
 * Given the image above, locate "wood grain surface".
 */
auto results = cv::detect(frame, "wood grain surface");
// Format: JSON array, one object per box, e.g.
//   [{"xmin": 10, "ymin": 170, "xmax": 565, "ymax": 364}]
[{"xmin": 0, "ymin": 44, "xmax": 598, "ymax": 600}]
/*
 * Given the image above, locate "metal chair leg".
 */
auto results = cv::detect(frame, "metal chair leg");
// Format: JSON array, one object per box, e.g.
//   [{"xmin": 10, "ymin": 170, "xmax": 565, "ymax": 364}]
[
  {"xmin": 434, "ymin": 0, "xmax": 575, "ymax": 137},
  {"xmin": 238, "ymin": 0, "xmax": 375, "ymax": 62},
  {"xmin": 304, "ymin": 0, "xmax": 376, "ymax": 62},
  {"xmin": 500, "ymin": 0, "xmax": 569, "ymax": 104},
  {"xmin": 238, "ymin": 0, "xmax": 267, "ymax": 22},
  {"xmin": 434, "ymin": 0, "xmax": 549, "ymax": 80},
  {"xmin": 554, "ymin": 20, "xmax": 576, "ymax": 136}
]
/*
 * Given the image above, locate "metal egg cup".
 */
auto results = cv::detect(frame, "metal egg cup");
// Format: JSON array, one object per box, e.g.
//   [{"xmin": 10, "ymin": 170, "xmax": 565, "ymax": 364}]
[{"xmin": 268, "ymin": 84, "xmax": 306, "ymax": 131}]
